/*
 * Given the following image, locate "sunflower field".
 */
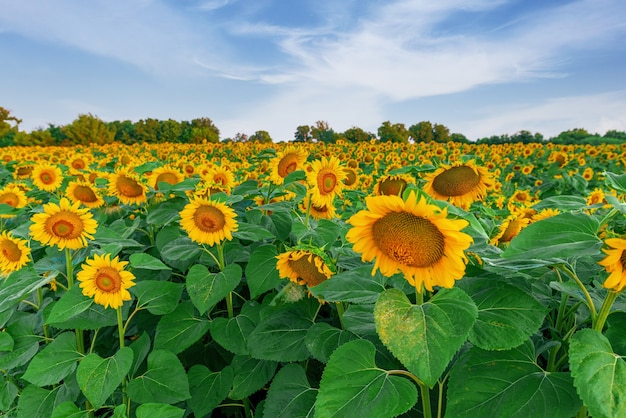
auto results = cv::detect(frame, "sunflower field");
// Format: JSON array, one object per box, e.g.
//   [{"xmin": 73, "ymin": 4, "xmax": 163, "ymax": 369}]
[{"xmin": 0, "ymin": 139, "xmax": 625, "ymax": 418}]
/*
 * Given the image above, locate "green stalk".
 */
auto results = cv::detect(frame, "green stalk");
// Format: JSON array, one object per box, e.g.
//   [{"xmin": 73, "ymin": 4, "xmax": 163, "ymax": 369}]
[
  {"xmin": 37, "ymin": 287, "xmax": 50, "ymax": 342},
  {"xmin": 559, "ymin": 265, "xmax": 597, "ymax": 323},
  {"xmin": 117, "ymin": 307, "xmax": 130, "ymax": 413},
  {"xmin": 388, "ymin": 370, "xmax": 432, "ymax": 418},
  {"xmin": 65, "ymin": 248, "xmax": 85, "ymax": 355},
  {"xmin": 336, "ymin": 302, "xmax": 346, "ymax": 329},
  {"xmin": 593, "ymin": 290, "xmax": 621, "ymax": 332}
]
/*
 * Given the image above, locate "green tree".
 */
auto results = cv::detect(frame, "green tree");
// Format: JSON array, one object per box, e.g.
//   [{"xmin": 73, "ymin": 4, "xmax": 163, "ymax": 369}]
[
  {"xmin": 109, "ymin": 120, "xmax": 136, "ymax": 145},
  {"xmin": 249, "ymin": 130, "xmax": 273, "ymax": 143},
  {"xmin": 342, "ymin": 126, "xmax": 375, "ymax": 143},
  {"xmin": 408, "ymin": 121, "xmax": 434, "ymax": 143},
  {"xmin": 311, "ymin": 121, "xmax": 336, "ymax": 143},
  {"xmin": 0, "ymin": 106, "xmax": 22, "ymax": 146},
  {"xmin": 433, "ymin": 123, "xmax": 450, "ymax": 143},
  {"xmin": 134, "ymin": 118, "xmax": 161, "ymax": 143},
  {"xmin": 190, "ymin": 117, "xmax": 220, "ymax": 143},
  {"xmin": 378, "ymin": 121, "xmax": 409, "ymax": 143},
  {"xmin": 64, "ymin": 113, "xmax": 115, "ymax": 145},
  {"xmin": 449, "ymin": 133, "xmax": 469, "ymax": 143},
  {"xmin": 294, "ymin": 125, "xmax": 311, "ymax": 142}
]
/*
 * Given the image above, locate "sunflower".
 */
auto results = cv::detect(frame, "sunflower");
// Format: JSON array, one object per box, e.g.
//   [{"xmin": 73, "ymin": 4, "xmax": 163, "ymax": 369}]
[
  {"xmin": 300, "ymin": 194, "xmax": 337, "ymax": 220},
  {"xmin": 65, "ymin": 180, "xmax": 105, "ymax": 208},
  {"xmin": 0, "ymin": 231, "xmax": 31, "ymax": 275},
  {"xmin": 29, "ymin": 198, "xmax": 98, "ymax": 250},
  {"xmin": 490, "ymin": 215, "xmax": 530, "ymax": 246},
  {"xmin": 179, "ymin": 197, "xmax": 238, "ymax": 246},
  {"xmin": 0, "ymin": 185, "xmax": 28, "ymax": 218},
  {"xmin": 598, "ymin": 238, "xmax": 626, "ymax": 292},
  {"xmin": 373, "ymin": 173, "xmax": 414, "ymax": 196},
  {"xmin": 306, "ymin": 156, "xmax": 346, "ymax": 207},
  {"xmin": 148, "ymin": 165, "xmax": 184, "ymax": 190},
  {"xmin": 276, "ymin": 249, "xmax": 334, "ymax": 287},
  {"xmin": 31, "ymin": 163, "xmax": 64, "ymax": 192},
  {"xmin": 422, "ymin": 160, "xmax": 493, "ymax": 209},
  {"xmin": 203, "ymin": 166, "xmax": 236, "ymax": 192},
  {"xmin": 346, "ymin": 192, "xmax": 473, "ymax": 292},
  {"xmin": 108, "ymin": 168, "xmax": 148, "ymax": 205},
  {"xmin": 268, "ymin": 146, "xmax": 308, "ymax": 185},
  {"xmin": 77, "ymin": 253, "xmax": 136, "ymax": 309},
  {"xmin": 531, "ymin": 208, "xmax": 560, "ymax": 222}
]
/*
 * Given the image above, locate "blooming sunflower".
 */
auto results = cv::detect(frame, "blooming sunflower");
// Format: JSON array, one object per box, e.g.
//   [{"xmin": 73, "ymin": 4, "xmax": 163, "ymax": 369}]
[
  {"xmin": 29, "ymin": 198, "xmax": 98, "ymax": 250},
  {"xmin": 148, "ymin": 165, "xmax": 184, "ymax": 190},
  {"xmin": 179, "ymin": 197, "xmax": 238, "ymax": 246},
  {"xmin": 306, "ymin": 156, "xmax": 347, "ymax": 207},
  {"xmin": 373, "ymin": 173, "xmax": 414, "ymax": 196},
  {"xmin": 268, "ymin": 146, "xmax": 308, "ymax": 185},
  {"xmin": 203, "ymin": 166, "xmax": 236, "ymax": 192},
  {"xmin": 31, "ymin": 163, "xmax": 64, "ymax": 192},
  {"xmin": 0, "ymin": 231, "xmax": 31, "ymax": 275},
  {"xmin": 108, "ymin": 169, "xmax": 148, "ymax": 205},
  {"xmin": 490, "ymin": 215, "xmax": 530, "ymax": 246},
  {"xmin": 300, "ymin": 194, "xmax": 337, "ymax": 220},
  {"xmin": 598, "ymin": 238, "xmax": 626, "ymax": 292},
  {"xmin": 276, "ymin": 249, "xmax": 334, "ymax": 287},
  {"xmin": 422, "ymin": 160, "xmax": 493, "ymax": 209},
  {"xmin": 0, "ymin": 185, "xmax": 28, "ymax": 218},
  {"xmin": 77, "ymin": 253, "xmax": 136, "ymax": 309},
  {"xmin": 65, "ymin": 180, "xmax": 105, "ymax": 209},
  {"xmin": 346, "ymin": 192, "xmax": 473, "ymax": 292}
]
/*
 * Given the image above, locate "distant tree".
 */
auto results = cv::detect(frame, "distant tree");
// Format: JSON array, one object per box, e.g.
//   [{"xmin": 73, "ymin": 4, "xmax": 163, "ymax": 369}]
[
  {"xmin": 311, "ymin": 120, "xmax": 336, "ymax": 143},
  {"xmin": 134, "ymin": 118, "xmax": 161, "ymax": 144},
  {"xmin": 294, "ymin": 125, "xmax": 311, "ymax": 142},
  {"xmin": 233, "ymin": 132, "xmax": 249, "ymax": 142},
  {"xmin": 190, "ymin": 117, "xmax": 220, "ymax": 143},
  {"xmin": 378, "ymin": 121, "xmax": 409, "ymax": 143},
  {"xmin": 603, "ymin": 129, "xmax": 626, "ymax": 141},
  {"xmin": 64, "ymin": 113, "xmax": 115, "ymax": 145},
  {"xmin": 0, "ymin": 106, "xmax": 22, "ymax": 146},
  {"xmin": 47, "ymin": 124, "xmax": 67, "ymax": 145},
  {"xmin": 159, "ymin": 119, "xmax": 183, "ymax": 143},
  {"xmin": 408, "ymin": 121, "xmax": 434, "ymax": 143},
  {"xmin": 433, "ymin": 123, "xmax": 450, "ymax": 143},
  {"xmin": 249, "ymin": 130, "xmax": 273, "ymax": 143},
  {"xmin": 450, "ymin": 133, "xmax": 469, "ymax": 143},
  {"xmin": 109, "ymin": 120, "xmax": 136, "ymax": 144},
  {"xmin": 342, "ymin": 126, "xmax": 375, "ymax": 143},
  {"xmin": 553, "ymin": 128, "xmax": 590, "ymax": 144}
]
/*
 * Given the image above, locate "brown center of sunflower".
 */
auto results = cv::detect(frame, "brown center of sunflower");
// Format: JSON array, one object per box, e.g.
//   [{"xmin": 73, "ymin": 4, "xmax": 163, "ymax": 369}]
[
  {"xmin": 432, "ymin": 166, "xmax": 481, "ymax": 197},
  {"xmin": 277, "ymin": 154, "xmax": 298, "ymax": 178},
  {"xmin": 0, "ymin": 192, "xmax": 18, "ymax": 207},
  {"xmin": 498, "ymin": 219, "xmax": 521, "ymax": 243},
  {"xmin": 17, "ymin": 166, "xmax": 33, "ymax": 177},
  {"xmin": 46, "ymin": 211, "xmax": 84, "ymax": 239},
  {"xmin": 343, "ymin": 169, "xmax": 357, "ymax": 186},
  {"xmin": 95, "ymin": 267, "xmax": 122, "ymax": 293},
  {"xmin": 40, "ymin": 171, "xmax": 55, "ymax": 185},
  {"xmin": 378, "ymin": 178, "xmax": 407, "ymax": 196},
  {"xmin": 72, "ymin": 159, "xmax": 86, "ymax": 169},
  {"xmin": 372, "ymin": 212, "xmax": 445, "ymax": 268},
  {"xmin": 0, "ymin": 240, "xmax": 22, "ymax": 262},
  {"xmin": 156, "ymin": 172, "xmax": 179, "ymax": 186},
  {"xmin": 214, "ymin": 174, "xmax": 228, "ymax": 186},
  {"xmin": 319, "ymin": 171, "xmax": 338, "ymax": 194},
  {"xmin": 193, "ymin": 205, "xmax": 226, "ymax": 232},
  {"xmin": 288, "ymin": 255, "xmax": 329, "ymax": 286},
  {"xmin": 116, "ymin": 176, "xmax": 144, "ymax": 197},
  {"xmin": 620, "ymin": 250, "xmax": 626, "ymax": 268},
  {"xmin": 73, "ymin": 185, "xmax": 98, "ymax": 203}
]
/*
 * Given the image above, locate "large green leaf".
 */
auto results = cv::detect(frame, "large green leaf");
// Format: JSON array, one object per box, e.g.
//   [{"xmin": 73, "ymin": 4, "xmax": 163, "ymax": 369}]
[
  {"xmin": 304, "ymin": 322, "xmax": 359, "ymax": 363},
  {"xmin": 131, "ymin": 280, "xmax": 183, "ymax": 315},
  {"xmin": 0, "ymin": 374, "xmax": 19, "ymax": 411},
  {"xmin": 154, "ymin": 302, "xmax": 211, "ymax": 354},
  {"xmin": 76, "ymin": 347, "xmax": 133, "ymax": 408},
  {"xmin": 245, "ymin": 244, "xmax": 282, "ymax": 299},
  {"xmin": 264, "ymin": 364, "xmax": 317, "ymax": 418},
  {"xmin": 460, "ymin": 276, "xmax": 547, "ymax": 350},
  {"xmin": 46, "ymin": 286, "xmax": 93, "ymax": 324},
  {"xmin": 210, "ymin": 301, "xmax": 261, "ymax": 355},
  {"xmin": 531, "ymin": 195, "xmax": 587, "ymax": 211},
  {"xmin": 374, "ymin": 288, "xmax": 477, "ymax": 387},
  {"xmin": 23, "ymin": 332, "xmax": 81, "ymax": 387},
  {"xmin": 446, "ymin": 340, "xmax": 581, "ymax": 418},
  {"xmin": 606, "ymin": 311, "xmax": 626, "ymax": 356},
  {"xmin": 503, "ymin": 212, "xmax": 601, "ymax": 260},
  {"xmin": 135, "ymin": 403, "xmax": 185, "ymax": 418},
  {"xmin": 46, "ymin": 286, "xmax": 119, "ymax": 330},
  {"xmin": 16, "ymin": 385, "xmax": 65, "ymax": 418},
  {"xmin": 188, "ymin": 365, "xmax": 234, "ymax": 418},
  {"xmin": 229, "ymin": 355, "xmax": 277, "ymax": 400},
  {"xmin": 51, "ymin": 401, "xmax": 89, "ymax": 418},
  {"xmin": 604, "ymin": 171, "xmax": 626, "ymax": 194},
  {"xmin": 569, "ymin": 329, "xmax": 626, "ymax": 418},
  {"xmin": 159, "ymin": 237, "xmax": 202, "ymax": 272},
  {"xmin": 127, "ymin": 349, "xmax": 191, "ymax": 404},
  {"xmin": 0, "ymin": 267, "xmax": 52, "ymax": 313},
  {"xmin": 0, "ymin": 332, "xmax": 14, "ymax": 351},
  {"xmin": 128, "ymin": 332, "xmax": 151, "ymax": 378},
  {"xmin": 308, "ymin": 266, "xmax": 387, "ymax": 304},
  {"xmin": 186, "ymin": 263, "xmax": 242, "ymax": 315},
  {"xmin": 129, "ymin": 253, "xmax": 172, "ymax": 271},
  {"xmin": 0, "ymin": 312, "xmax": 40, "ymax": 370},
  {"xmin": 233, "ymin": 222, "xmax": 276, "ymax": 241},
  {"xmin": 315, "ymin": 339, "xmax": 417, "ymax": 418}
]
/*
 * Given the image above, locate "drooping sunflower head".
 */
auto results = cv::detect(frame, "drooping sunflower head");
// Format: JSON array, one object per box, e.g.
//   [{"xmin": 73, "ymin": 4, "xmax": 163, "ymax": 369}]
[
  {"xmin": 305, "ymin": 156, "xmax": 347, "ymax": 207},
  {"xmin": 598, "ymin": 238, "xmax": 626, "ymax": 292},
  {"xmin": 300, "ymin": 194, "xmax": 337, "ymax": 220},
  {"xmin": 342, "ymin": 167, "xmax": 360, "ymax": 189},
  {"xmin": 531, "ymin": 208, "xmax": 560, "ymax": 222},
  {"xmin": 77, "ymin": 253, "xmax": 136, "ymax": 309},
  {"xmin": 422, "ymin": 160, "xmax": 493, "ymax": 209},
  {"xmin": 29, "ymin": 197, "xmax": 98, "ymax": 250},
  {"xmin": 31, "ymin": 163, "xmax": 64, "ymax": 192},
  {"xmin": 179, "ymin": 197, "xmax": 238, "ymax": 246},
  {"xmin": 276, "ymin": 249, "xmax": 335, "ymax": 288},
  {"xmin": 373, "ymin": 173, "xmax": 414, "ymax": 196},
  {"xmin": 65, "ymin": 180, "xmax": 105, "ymax": 209},
  {"xmin": 490, "ymin": 215, "xmax": 530, "ymax": 247},
  {"xmin": 107, "ymin": 169, "xmax": 148, "ymax": 205},
  {"xmin": 0, "ymin": 185, "xmax": 28, "ymax": 218},
  {"xmin": 268, "ymin": 146, "xmax": 308, "ymax": 185},
  {"xmin": 148, "ymin": 165, "xmax": 184, "ymax": 190},
  {"xmin": 346, "ymin": 192, "xmax": 473, "ymax": 292},
  {"xmin": 14, "ymin": 164, "xmax": 34, "ymax": 180},
  {"xmin": 0, "ymin": 231, "xmax": 31, "ymax": 275}
]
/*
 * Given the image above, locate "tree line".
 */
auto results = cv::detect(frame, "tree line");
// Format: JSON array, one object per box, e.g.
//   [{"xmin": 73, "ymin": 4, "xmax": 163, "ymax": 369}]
[{"xmin": 0, "ymin": 106, "xmax": 624, "ymax": 147}]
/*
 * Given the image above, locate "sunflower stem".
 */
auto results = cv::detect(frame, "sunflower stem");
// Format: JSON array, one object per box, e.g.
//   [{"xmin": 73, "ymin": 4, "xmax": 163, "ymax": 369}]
[
  {"xmin": 335, "ymin": 302, "xmax": 345, "ymax": 329},
  {"xmin": 558, "ymin": 264, "xmax": 597, "ymax": 323},
  {"xmin": 593, "ymin": 290, "xmax": 621, "ymax": 332},
  {"xmin": 65, "ymin": 248, "xmax": 86, "ymax": 355},
  {"xmin": 36, "ymin": 287, "xmax": 50, "ymax": 342},
  {"xmin": 419, "ymin": 382, "xmax": 432, "ymax": 418},
  {"xmin": 117, "ymin": 306, "xmax": 130, "ymax": 411},
  {"xmin": 216, "ymin": 242, "xmax": 226, "ymax": 271}
]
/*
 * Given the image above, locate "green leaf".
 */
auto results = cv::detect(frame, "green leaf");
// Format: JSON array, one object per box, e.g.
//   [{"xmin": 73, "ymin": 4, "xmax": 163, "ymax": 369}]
[
  {"xmin": 460, "ymin": 276, "xmax": 547, "ymax": 350},
  {"xmin": 0, "ymin": 331, "xmax": 14, "ymax": 351},
  {"xmin": 531, "ymin": 195, "xmax": 588, "ymax": 211},
  {"xmin": 374, "ymin": 288, "xmax": 477, "ymax": 387},
  {"xmin": 0, "ymin": 267, "xmax": 51, "ymax": 313},
  {"xmin": 46, "ymin": 286, "xmax": 119, "ymax": 330},
  {"xmin": 0, "ymin": 374, "xmax": 19, "ymax": 411},
  {"xmin": 129, "ymin": 253, "xmax": 172, "ymax": 271},
  {"xmin": 17, "ymin": 385, "xmax": 64, "ymax": 418},
  {"xmin": 308, "ymin": 266, "xmax": 387, "ymax": 304},
  {"xmin": 569, "ymin": 329, "xmax": 626, "ymax": 418},
  {"xmin": 76, "ymin": 347, "xmax": 133, "ymax": 408},
  {"xmin": 247, "ymin": 303, "xmax": 314, "ymax": 362},
  {"xmin": 51, "ymin": 401, "xmax": 89, "ymax": 418},
  {"xmin": 186, "ymin": 264, "xmax": 242, "ymax": 315},
  {"xmin": 264, "ymin": 364, "xmax": 317, "ymax": 418},
  {"xmin": 233, "ymin": 221, "xmax": 276, "ymax": 241},
  {"xmin": 160, "ymin": 237, "xmax": 202, "ymax": 272},
  {"xmin": 606, "ymin": 312, "xmax": 626, "ymax": 356},
  {"xmin": 131, "ymin": 280, "xmax": 183, "ymax": 315},
  {"xmin": 23, "ymin": 332, "xmax": 81, "ymax": 387},
  {"xmin": 245, "ymin": 244, "xmax": 282, "ymax": 299},
  {"xmin": 304, "ymin": 322, "xmax": 359, "ymax": 363},
  {"xmin": 210, "ymin": 301, "xmax": 261, "ymax": 355},
  {"xmin": 135, "ymin": 403, "xmax": 185, "ymax": 418},
  {"xmin": 503, "ymin": 212, "xmax": 601, "ymax": 260},
  {"xmin": 188, "ymin": 365, "xmax": 234, "ymax": 418},
  {"xmin": 46, "ymin": 286, "xmax": 93, "ymax": 324},
  {"xmin": 315, "ymin": 339, "xmax": 417, "ymax": 418},
  {"xmin": 0, "ymin": 312, "xmax": 40, "ymax": 371},
  {"xmin": 229, "ymin": 355, "xmax": 277, "ymax": 400},
  {"xmin": 447, "ymin": 340, "xmax": 581, "ymax": 418},
  {"xmin": 127, "ymin": 349, "xmax": 191, "ymax": 404},
  {"xmin": 154, "ymin": 302, "xmax": 211, "ymax": 354},
  {"xmin": 129, "ymin": 332, "xmax": 151, "ymax": 378},
  {"xmin": 604, "ymin": 171, "xmax": 626, "ymax": 194},
  {"xmin": 146, "ymin": 198, "xmax": 186, "ymax": 226}
]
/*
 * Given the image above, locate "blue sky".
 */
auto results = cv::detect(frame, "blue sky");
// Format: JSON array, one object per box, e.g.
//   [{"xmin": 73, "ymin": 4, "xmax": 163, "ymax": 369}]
[{"xmin": 1, "ymin": 0, "xmax": 625, "ymax": 141}]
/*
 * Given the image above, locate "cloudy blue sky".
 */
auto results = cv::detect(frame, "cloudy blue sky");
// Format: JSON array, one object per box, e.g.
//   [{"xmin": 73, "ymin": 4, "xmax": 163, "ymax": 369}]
[{"xmin": 1, "ymin": 0, "xmax": 625, "ymax": 141}]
